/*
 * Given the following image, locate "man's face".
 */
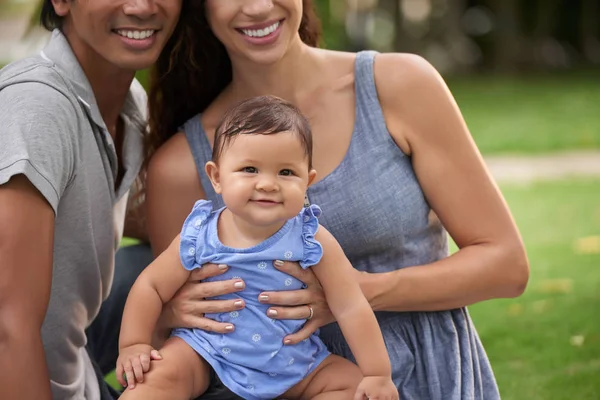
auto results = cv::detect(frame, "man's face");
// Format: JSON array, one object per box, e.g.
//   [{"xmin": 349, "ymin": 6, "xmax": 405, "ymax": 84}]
[{"xmin": 53, "ymin": 0, "xmax": 182, "ymax": 72}]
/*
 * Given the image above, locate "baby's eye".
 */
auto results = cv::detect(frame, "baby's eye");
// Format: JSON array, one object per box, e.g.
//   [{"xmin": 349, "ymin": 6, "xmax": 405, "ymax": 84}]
[
  {"xmin": 242, "ymin": 167, "xmax": 257, "ymax": 173},
  {"xmin": 279, "ymin": 169, "xmax": 295, "ymax": 176}
]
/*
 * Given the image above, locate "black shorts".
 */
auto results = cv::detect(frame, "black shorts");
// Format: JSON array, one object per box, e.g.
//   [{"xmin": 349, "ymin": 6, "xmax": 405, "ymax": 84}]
[{"xmin": 198, "ymin": 367, "xmax": 244, "ymax": 400}]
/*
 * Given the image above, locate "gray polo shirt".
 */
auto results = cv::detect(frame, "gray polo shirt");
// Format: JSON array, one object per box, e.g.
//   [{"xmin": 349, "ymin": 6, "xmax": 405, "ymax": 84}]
[{"xmin": 0, "ymin": 30, "xmax": 147, "ymax": 399}]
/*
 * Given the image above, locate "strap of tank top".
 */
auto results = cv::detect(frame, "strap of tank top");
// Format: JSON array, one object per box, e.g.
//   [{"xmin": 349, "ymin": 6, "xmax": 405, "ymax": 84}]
[
  {"xmin": 181, "ymin": 116, "xmax": 219, "ymax": 200},
  {"xmin": 352, "ymin": 50, "xmax": 395, "ymax": 148}
]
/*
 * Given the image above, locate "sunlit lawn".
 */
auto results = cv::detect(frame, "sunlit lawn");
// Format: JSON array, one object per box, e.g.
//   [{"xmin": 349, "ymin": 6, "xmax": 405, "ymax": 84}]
[
  {"xmin": 448, "ymin": 71, "xmax": 600, "ymax": 155},
  {"xmin": 467, "ymin": 178, "xmax": 600, "ymax": 400}
]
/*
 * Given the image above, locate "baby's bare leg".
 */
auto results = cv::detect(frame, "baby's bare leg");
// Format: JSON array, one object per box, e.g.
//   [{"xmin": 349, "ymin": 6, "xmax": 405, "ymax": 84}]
[
  {"xmin": 280, "ymin": 354, "xmax": 362, "ymax": 399},
  {"xmin": 119, "ymin": 337, "xmax": 211, "ymax": 400}
]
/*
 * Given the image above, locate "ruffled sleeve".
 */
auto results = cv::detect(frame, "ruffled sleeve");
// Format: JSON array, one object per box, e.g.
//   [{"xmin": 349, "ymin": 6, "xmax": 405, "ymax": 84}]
[
  {"xmin": 179, "ymin": 199, "xmax": 213, "ymax": 271},
  {"xmin": 300, "ymin": 204, "xmax": 324, "ymax": 269}
]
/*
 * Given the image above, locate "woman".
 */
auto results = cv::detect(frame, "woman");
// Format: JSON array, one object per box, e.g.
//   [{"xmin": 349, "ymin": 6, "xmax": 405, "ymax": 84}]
[{"xmin": 145, "ymin": 1, "xmax": 529, "ymax": 398}]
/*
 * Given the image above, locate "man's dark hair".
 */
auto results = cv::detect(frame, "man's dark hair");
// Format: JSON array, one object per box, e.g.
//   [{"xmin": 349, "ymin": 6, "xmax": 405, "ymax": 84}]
[
  {"xmin": 40, "ymin": 0, "xmax": 63, "ymax": 31},
  {"xmin": 213, "ymin": 95, "xmax": 314, "ymax": 169}
]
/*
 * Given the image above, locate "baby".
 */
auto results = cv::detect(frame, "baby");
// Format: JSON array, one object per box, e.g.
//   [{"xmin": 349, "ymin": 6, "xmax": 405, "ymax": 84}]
[{"xmin": 116, "ymin": 95, "xmax": 398, "ymax": 400}]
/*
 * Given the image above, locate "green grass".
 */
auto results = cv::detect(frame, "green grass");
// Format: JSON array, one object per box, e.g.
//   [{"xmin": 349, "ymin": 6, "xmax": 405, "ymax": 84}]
[
  {"xmin": 448, "ymin": 72, "xmax": 600, "ymax": 155},
  {"xmin": 465, "ymin": 178, "xmax": 600, "ymax": 399}
]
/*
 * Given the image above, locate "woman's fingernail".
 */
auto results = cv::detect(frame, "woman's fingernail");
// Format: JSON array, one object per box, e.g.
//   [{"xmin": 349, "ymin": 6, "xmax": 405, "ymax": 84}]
[
  {"xmin": 259, "ymin": 295, "xmax": 269, "ymax": 302},
  {"xmin": 274, "ymin": 260, "xmax": 284, "ymax": 267},
  {"xmin": 218, "ymin": 264, "xmax": 228, "ymax": 270},
  {"xmin": 268, "ymin": 309, "xmax": 278, "ymax": 317},
  {"xmin": 284, "ymin": 339, "xmax": 291, "ymax": 344},
  {"xmin": 234, "ymin": 300, "xmax": 243, "ymax": 307},
  {"xmin": 234, "ymin": 281, "xmax": 244, "ymax": 289},
  {"xmin": 225, "ymin": 325, "xmax": 234, "ymax": 331}
]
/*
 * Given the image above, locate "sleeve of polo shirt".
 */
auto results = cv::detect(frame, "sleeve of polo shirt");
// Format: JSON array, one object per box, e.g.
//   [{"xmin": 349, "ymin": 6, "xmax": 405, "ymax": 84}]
[{"xmin": 0, "ymin": 82, "xmax": 77, "ymax": 215}]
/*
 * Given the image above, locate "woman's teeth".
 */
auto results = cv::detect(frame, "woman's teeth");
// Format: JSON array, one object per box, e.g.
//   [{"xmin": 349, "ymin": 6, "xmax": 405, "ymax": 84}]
[
  {"xmin": 116, "ymin": 30, "xmax": 155, "ymax": 40},
  {"xmin": 241, "ymin": 21, "xmax": 280, "ymax": 38}
]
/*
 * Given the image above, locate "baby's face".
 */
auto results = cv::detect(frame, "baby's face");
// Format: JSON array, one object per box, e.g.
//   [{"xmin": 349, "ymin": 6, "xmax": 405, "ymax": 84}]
[{"xmin": 215, "ymin": 131, "xmax": 315, "ymax": 227}]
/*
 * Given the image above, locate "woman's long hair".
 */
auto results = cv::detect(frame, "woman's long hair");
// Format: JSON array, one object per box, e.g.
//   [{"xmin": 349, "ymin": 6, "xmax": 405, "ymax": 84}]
[{"xmin": 146, "ymin": 0, "xmax": 322, "ymax": 162}]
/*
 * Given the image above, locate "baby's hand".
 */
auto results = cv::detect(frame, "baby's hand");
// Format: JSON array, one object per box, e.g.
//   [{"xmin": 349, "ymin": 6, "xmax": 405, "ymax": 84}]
[
  {"xmin": 354, "ymin": 376, "xmax": 399, "ymax": 400},
  {"xmin": 116, "ymin": 344, "xmax": 162, "ymax": 389}
]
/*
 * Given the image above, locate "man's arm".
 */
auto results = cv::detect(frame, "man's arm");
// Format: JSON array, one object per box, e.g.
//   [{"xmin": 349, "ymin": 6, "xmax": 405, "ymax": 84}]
[{"xmin": 0, "ymin": 175, "xmax": 55, "ymax": 400}]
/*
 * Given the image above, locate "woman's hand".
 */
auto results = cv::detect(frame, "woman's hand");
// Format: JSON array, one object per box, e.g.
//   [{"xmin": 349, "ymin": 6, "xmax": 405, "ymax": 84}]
[
  {"xmin": 159, "ymin": 263, "xmax": 246, "ymax": 334},
  {"xmin": 258, "ymin": 260, "xmax": 336, "ymax": 345}
]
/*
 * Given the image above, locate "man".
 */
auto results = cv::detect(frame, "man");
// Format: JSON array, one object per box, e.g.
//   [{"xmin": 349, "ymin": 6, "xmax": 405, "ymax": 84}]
[{"xmin": 0, "ymin": 1, "xmax": 181, "ymax": 399}]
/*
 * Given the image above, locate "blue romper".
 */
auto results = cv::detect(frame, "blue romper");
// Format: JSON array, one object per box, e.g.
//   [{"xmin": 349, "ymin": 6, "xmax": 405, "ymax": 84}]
[
  {"xmin": 182, "ymin": 50, "xmax": 501, "ymax": 400},
  {"xmin": 172, "ymin": 200, "xmax": 331, "ymax": 400}
]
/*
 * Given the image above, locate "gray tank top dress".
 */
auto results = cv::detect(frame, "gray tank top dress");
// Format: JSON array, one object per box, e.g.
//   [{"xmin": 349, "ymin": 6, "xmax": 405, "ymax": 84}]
[{"xmin": 182, "ymin": 51, "xmax": 500, "ymax": 400}]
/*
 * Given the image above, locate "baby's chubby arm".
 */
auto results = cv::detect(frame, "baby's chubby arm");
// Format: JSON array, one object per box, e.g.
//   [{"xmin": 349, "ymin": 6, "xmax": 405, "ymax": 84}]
[
  {"xmin": 117, "ymin": 235, "xmax": 192, "ymax": 388},
  {"xmin": 312, "ymin": 226, "xmax": 398, "ymax": 399}
]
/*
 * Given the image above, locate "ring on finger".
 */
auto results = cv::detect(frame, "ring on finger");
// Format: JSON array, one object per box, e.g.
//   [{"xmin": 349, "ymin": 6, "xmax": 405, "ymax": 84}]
[{"xmin": 306, "ymin": 305, "xmax": 314, "ymax": 320}]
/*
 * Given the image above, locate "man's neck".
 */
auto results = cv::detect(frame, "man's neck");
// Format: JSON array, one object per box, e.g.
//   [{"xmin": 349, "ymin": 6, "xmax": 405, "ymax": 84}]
[{"xmin": 63, "ymin": 29, "xmax": 135, "ymax": 140}]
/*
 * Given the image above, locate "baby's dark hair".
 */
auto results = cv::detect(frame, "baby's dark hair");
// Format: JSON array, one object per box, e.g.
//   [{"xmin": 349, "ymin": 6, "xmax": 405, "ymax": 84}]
[{"xmin": 212, "ymin": 96, "xmax": 313, "ymax": 169}]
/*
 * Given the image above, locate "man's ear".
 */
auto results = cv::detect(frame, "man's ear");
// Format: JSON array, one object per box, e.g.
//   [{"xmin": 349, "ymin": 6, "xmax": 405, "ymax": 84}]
[
  {"xmin": 205, "ymin": 161, "xmax": 222, "ymax": 194},
  {"xmin": 307, "ymin": 169, "xmax": 317, "ymax": 187},
  {"xmin": 51, "ymin": 0, "xmax": 72, "ymax": 17}
]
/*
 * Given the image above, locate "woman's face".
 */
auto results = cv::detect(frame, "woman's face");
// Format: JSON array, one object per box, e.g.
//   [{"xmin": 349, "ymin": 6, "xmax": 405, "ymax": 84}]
[{"xmin": 204, "ymin": 0, "xmax": 304, "ymax": 65}]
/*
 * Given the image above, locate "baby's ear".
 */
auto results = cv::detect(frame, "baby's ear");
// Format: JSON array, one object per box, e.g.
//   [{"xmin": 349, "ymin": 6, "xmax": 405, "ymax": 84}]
[
  {"xmin": 205, "ymin": 161, "xmax": 222, "ymax": 194},
  {"xmin": 307, "ymin": 169, "xmax": 317, "ymax": 187}
]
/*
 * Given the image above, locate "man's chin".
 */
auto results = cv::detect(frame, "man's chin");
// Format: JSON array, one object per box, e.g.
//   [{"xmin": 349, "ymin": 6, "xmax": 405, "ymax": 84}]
[{"xmin": 114, "ymin": 54, "xmax": 159, "ymax": 74}]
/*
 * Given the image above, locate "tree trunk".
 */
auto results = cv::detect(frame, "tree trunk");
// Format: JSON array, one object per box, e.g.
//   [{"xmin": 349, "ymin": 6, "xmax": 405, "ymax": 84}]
[
  {"xmin": 580, "ymin": 0, "xmax": 600, "ymax": 63},
  {"xmin": 489, "ymin": 0, "xmax": 522, "ymax": 72}
]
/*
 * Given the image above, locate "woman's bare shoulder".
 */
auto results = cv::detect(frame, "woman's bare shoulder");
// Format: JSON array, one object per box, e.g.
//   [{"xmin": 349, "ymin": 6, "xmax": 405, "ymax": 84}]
[
  {"xmin": 372, "ymin": 52, "xmax": 459, "ymax": 151},
  {"xmin": 374, "ymin": 52, "xmax": 443, "ymax": 100},
  {"xmin": 147, "ymin": 132, "xmax": 199, "ymax": 187}
]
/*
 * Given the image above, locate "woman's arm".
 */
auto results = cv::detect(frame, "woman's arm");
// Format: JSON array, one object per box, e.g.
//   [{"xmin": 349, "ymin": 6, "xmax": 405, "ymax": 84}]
[
  {"xmin": 362, "ymin": 53, "xmax": 529, "ymax": 312},
  {"xmin": 309, "ymin": 226, "xmax": 391, "ymax": 379}
]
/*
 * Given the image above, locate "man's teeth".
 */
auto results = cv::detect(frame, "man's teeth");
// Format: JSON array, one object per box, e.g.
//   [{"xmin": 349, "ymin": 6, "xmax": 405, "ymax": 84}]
[
  {"xmin": 116, "ymin": 30, "xmax": 155, "ymax": 40},
  {"xmin": 241, "ymin": 22, "xmax": 280, "ymax": 38}
]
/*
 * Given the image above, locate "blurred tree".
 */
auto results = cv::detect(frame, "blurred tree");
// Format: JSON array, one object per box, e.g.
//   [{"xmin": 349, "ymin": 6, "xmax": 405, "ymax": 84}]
[
  {"xmin": 580, "ymin": 0, "xmax": 600, "ymax": 62},
  {"xmin": 315, "ymin": 0, "xmax": 348, "ymax": 49}
]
